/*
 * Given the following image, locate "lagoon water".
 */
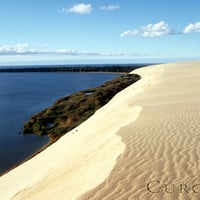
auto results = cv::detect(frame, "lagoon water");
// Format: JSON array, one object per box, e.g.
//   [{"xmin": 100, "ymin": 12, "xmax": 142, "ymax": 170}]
[{"xmin": 0, "ymin": 71, "xmax": 118, "ymax": 175}]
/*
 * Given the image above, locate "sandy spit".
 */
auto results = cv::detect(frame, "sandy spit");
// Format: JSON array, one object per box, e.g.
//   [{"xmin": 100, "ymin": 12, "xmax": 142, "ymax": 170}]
[{"xmin": 1, "ymin": 61, "xmax": 200, "ymax": 200}]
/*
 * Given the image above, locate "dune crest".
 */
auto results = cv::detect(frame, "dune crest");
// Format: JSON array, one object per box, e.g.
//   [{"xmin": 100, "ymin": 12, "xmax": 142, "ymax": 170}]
[
  {"xmin": 78, "ymin": 61, "xmax": 200, "ymax": 200},
  {"xmin": 0, "ymin": 63, "xmax": 162, "ymax": 200},
  {"xmin": 1, "ymin": 61, "xmax": 200, "ymax": 200}
]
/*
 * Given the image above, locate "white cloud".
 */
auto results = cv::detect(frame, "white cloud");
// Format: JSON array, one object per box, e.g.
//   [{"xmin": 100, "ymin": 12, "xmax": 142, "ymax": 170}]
[
  {"xmin": 120, "ymin": 30, "xmax": 139, "ymax": 37},
  {"xmin": 54, "ymin": 49, "xmax": 100, "ymax": 56},
  {"xmin": 142, "ymin": 21, "xmax": 173, "ymax": 37},
  {"xmin": 0, "ymin": 43, "xmax": 137, "ymax": 57},
  {"xmin": 183, "ymin": 21, "xmax": 200, "ymax": 33},
  {"xmin": 121, "ymin": 21, "xmax": 174, "ymax": 38},
  {"xmin": 0, "ymin": 43, "xmax": 39, "ymax": 55},
  {"xmin": 68, "ymin": 3, "xmax": 92, "ymax": 14},
  {"xmin": 100, "ymin": 5, "xmax": 120, "ymax": 11}
]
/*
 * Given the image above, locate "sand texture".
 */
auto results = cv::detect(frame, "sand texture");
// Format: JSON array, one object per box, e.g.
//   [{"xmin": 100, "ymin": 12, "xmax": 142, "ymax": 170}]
[{"xmin": 0, "ymin": 61, "xmax": 200, "ymax": 199}]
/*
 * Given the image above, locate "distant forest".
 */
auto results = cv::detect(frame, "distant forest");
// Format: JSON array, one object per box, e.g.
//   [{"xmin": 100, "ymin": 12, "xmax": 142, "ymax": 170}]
[{"xmin": 0, "ymin": 64, "xmax": 151, "ymax": 73}]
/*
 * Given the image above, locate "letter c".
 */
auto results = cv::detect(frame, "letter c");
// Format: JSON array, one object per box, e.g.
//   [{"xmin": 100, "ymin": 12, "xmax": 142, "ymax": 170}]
[
  {"xmin": 192, "ymin": 184, "xmax": 200, "ymax": 193},
  {"xmin": 147, "ymin": 181, "xmax": 160, "ymax": 193}
]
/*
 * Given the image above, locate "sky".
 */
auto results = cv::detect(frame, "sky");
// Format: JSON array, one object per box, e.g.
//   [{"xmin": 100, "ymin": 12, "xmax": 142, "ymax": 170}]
[{"xmin": 0, "ymin": 0, "xmax": 200, "ymax": 65}]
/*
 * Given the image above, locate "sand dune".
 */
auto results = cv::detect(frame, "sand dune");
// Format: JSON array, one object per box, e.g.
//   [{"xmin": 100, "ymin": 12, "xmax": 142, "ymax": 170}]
[
  {"xmin": 78, "ymin": 61, "xmax": 200, "ymax": 200},
  {"xmin": 0, "ymin": 61, "xmax": 200, "ymax": 200}
]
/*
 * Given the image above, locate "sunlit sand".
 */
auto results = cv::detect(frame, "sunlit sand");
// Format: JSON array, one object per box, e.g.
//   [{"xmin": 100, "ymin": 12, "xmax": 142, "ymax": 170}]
[{"xmin": 0, "ymin": 61, "xmax": 200, "ymax": 200}]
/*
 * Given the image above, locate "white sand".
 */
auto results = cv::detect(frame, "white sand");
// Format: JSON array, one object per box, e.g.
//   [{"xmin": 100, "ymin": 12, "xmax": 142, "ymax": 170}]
[{"xmin": 1, "ymin": 61, "xmax": 200, "ymax": 200}]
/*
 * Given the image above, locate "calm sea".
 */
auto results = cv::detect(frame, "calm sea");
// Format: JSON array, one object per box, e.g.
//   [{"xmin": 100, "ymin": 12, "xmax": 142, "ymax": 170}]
[{"xmin": 0, "ymin": 71, "xmax": 118, "ymax": 175}]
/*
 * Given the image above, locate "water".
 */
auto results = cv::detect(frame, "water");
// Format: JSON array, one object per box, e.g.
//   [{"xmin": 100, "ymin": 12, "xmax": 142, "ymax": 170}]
[{"xmin": 0, "ymin": 71, "xmax": 118, "ymax": 175}]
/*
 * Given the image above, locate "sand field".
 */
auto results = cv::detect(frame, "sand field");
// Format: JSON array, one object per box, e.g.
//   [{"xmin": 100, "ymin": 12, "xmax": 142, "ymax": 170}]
[{"xmin": 0, "ymin": 61, "xmax": 200, "ymax": 200}]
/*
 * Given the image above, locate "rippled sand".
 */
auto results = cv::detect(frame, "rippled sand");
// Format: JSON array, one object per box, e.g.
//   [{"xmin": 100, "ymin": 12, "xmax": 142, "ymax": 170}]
[
  {"xmin": 78, "ymin": 61, "xmax": 200, "ymax": 200},
  {"xmin": 1, "ymin": 61, "xmax": 200, "ymax": 200}
]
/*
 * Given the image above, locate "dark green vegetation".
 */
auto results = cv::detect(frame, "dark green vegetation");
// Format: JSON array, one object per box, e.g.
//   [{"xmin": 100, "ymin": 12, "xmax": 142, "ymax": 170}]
[
  {"xmin": 0, "ymin": 65, "xmax": 148, "ymax": 73},
  {"xmin": 23, "ymin": 74, "xmax": 140, "ymax": 140}
]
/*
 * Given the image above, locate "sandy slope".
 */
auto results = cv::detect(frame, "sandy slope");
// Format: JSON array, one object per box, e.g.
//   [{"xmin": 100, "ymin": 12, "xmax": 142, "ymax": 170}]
[
  {"xmin": 0, "ymin": 61, "xmax": 200, "ymax": 200},
  {"xmin": 0, "ymin": 61, "xmax": 160, "ymax": 200},
  {"xmin": 77, "ymin": 61, "xmax": 200, "ymax": 200}
]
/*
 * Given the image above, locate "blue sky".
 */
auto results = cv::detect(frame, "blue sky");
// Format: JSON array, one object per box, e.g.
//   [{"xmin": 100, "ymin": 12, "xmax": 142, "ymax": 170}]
[{"xmin": 0, "ymin": 0, "xmax": 200, "ymax": 65}]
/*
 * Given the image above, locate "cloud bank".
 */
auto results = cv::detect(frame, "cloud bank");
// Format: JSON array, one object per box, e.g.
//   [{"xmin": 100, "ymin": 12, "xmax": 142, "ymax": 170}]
[
  {"xmin": 0, "ymin": 44, "xmax": 40, "ymax": 55},
  {"xmin": 121, "ymin": 21, "xmax": 173, "ymax": 38},
  {"xmin": 60, "ymin": 3, "xmax": 121, "ymax": 14},
  {"xmin": 121, "ymin": 21, "xmax": 200, "ymax": 38},
  {"xmin": 0, "ymin": 43, "xmax": 136, "ymax": 57}
]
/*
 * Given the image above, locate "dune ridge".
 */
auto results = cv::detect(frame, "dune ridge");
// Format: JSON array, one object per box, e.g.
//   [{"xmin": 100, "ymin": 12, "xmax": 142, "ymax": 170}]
[
  {"xmin": 0, "ymin": 63, "xmax": 162, "ymax": 200},
  {"xmin": 1, "ymin": 61, "xmax": 200, "ymax": 200},
  {"xmin": 77, "ymin": 61, "xmax": 200, "ymax": 200}
]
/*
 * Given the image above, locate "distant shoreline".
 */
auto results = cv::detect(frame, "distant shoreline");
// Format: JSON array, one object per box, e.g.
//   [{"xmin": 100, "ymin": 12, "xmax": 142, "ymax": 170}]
[
  {"xmin": 0, "ymin": 69, "xmax": 140, "ymax": 177},
  {"xmin": 0, "ymin": 65, "xmax": 152, "ymax": 73}
]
